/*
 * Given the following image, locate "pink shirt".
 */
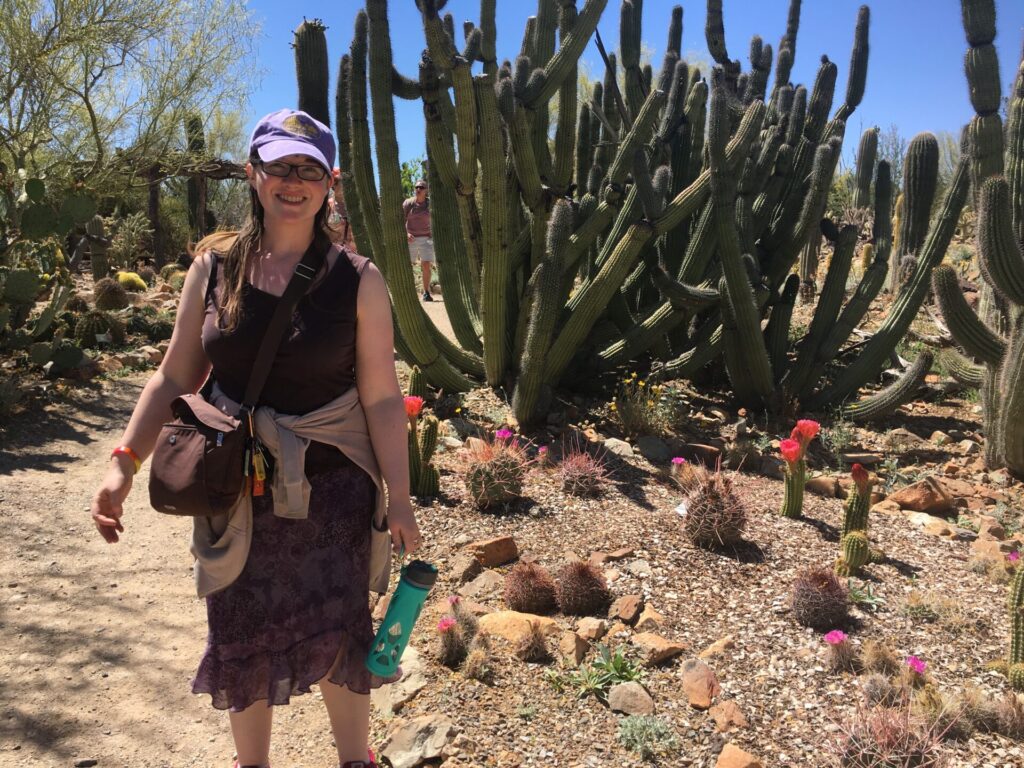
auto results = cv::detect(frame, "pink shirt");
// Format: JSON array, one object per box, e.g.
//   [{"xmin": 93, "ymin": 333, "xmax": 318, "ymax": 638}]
[{"xmin": 403, "ymin": 197, "xmax": 431, "ymax": 238}]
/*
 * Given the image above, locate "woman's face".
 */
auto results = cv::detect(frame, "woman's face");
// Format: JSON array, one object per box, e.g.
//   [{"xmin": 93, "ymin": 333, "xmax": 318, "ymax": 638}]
[{"xmin": 247, "ymin": 153, "xmax": 331, "ymax": 225}]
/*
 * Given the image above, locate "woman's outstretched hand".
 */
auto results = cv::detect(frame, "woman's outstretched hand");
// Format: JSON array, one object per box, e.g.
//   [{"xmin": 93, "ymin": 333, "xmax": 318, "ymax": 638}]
[
  {"xmin": 91, "ymin": 463, "xmax": 133, "ymax": 543},
  {"xmin": 387, "ymin": 498, "xmax": 421, "ymax": 556}
]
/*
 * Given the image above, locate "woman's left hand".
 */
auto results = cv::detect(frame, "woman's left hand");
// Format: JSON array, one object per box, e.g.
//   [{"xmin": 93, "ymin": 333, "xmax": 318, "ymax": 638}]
[{"xmin": 387, "ymin": 498, "xmax": 421, "ymax": 556}]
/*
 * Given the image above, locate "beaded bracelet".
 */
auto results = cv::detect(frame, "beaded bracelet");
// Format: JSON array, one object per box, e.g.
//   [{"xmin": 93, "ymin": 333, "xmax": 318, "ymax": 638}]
[{"xmin": 111, "ymin": 445, "xmax": 142, "ymax": 475}]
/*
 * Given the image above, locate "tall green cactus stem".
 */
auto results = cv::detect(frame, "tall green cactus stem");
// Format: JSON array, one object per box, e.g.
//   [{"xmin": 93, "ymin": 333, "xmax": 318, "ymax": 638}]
[
  {"xmin": 1007, "ymin": 56, "xmax": 1024, "ymax": 245},
  {"xmin": 888, "ymin": 133, "xmax": 939, "ymax": 294},
  {"xmin": 836, "ymin": 530, "xmax": 870, "ymax": 577},
  {"xmin": 841, "ymin": 463, "xmax": 873, "ymax": 538},
  {"xmin": 765, "ymin": 274, "xmax": 800, "ymax": 383},
  {"xmin": 87, "ymin": 215, "xmax": 108, "ymax": 282},
  {"xmin": 853, "ymin": 126, "xmax": 878, "ymax": 209},
  {"xmin": 513, "ymin": 199, "xmax": 571, "ymax": 426},
  {"xmin": 843, "ymin": 351, "xmax": 932, "ymax": 423},
  {"xmin": 184, "ymin": 114, "xmax": 208, "ymax": 238},
  {"xmin": 932, "ymin": 265, "xmax": 1006, "ymax": 365},
  {"xmin": 938, "ymin": 348, "xmax": 985, "ymax": 388},
  {"xmin": 409, "ymin": 413, "xmax": 440, "ymax": 497},
  {"xmin": 294, "ymin": 18, "xmax": 331, "ymax": 126},
  {"xmin": 408, "ymin": 365, "xmax": 428, "ymax": 399},
  {"xmin": 779, "ymin": 454, "xmax": 805, "ymax": 520}
]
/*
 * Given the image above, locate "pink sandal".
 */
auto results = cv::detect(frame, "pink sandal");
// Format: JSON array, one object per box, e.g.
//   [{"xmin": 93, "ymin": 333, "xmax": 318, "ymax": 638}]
[{"xmin": 341, "ymin": 748, "xmax": 378, "ymax": 768}]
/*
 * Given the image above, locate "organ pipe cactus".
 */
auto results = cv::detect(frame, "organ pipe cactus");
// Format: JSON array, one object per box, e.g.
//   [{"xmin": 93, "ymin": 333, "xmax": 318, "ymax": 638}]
[
  {"xmin": 853, "ymin": 126, "xmax": 878, "ymax": 209},
  {"xmin": 292, "ymin": 0, "xmax": 947, "ymax": 423}
]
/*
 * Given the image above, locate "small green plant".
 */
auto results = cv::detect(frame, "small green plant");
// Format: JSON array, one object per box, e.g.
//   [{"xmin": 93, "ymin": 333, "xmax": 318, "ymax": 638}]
[
  {"xmin": 962, "ymin": 387, "xmax": 981, "ymax": 404},
  {"xmin": 516, "ymin": 703, "xmax": 538, "ymax": 721},
  {"xmin": 589, "ymin": 643, "xmax": 645, "ymax": 685},
  {"xmin": 820, "ymin": 413, "xmax": 855, "ymax": 463},
  {"xmin": 848, "ymin": 580, "xmax": 886, "ymax": 612},
  {"xmin": 617, "ymin": 715, "xmax": 680, "ymax": 762},
  {"xmin": 545, "ymin": 644, "xmax": 646, "ymax": 702}
]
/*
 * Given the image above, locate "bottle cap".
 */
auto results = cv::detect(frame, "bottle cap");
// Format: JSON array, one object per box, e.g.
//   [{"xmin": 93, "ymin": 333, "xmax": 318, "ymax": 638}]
[{"xmin": 402, "ymin": 559, "xmax": 438, "ymax": 589}]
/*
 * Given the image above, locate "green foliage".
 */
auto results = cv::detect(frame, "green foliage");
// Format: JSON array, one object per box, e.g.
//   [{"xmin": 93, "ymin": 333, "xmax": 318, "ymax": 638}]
[
  {"xmin": 545, "ymin": 643, "xmax": 645, "ymax": 702},
  {"xmin": 617, "ymin": 715, "xmax": 680, "ymax": 762},
  {"xmin": 847, "ymin": 580, "xmax": 886, "ymax": 612},
  {"xmin": 399, "ymin": 155, "xmax": 427, "ymax": 199},
  {"xmin": 107, "ymin": 213, "xmax": 153, "ymax": 272}
]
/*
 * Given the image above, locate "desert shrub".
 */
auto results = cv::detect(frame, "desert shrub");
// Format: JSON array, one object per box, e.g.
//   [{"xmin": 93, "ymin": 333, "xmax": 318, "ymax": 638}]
[
  {"xmin": 610, "ymin": 373, "xmax": 671, "ymax": 437},
  {"xmin": 617, "ymin": 715, "xmax": 679, "ymax": 761},
  {"xmin": 791, "ymin": 567, "xmax": 849, "ymax": 631},
  {"xmin": 514, "ymin": 621, "xmax": 552, "ymax": 663},
  {"xmin": 994, "ymin": 692, "xmax": 1024, "ymax": 739},
  {"xmin": 680, "ymin": 467, "xmax": 747, "ymax": 547},
  {"xmin": 504, "ymin": 562, "xmax": 558, "ymax": 615},
  {"xmin": 116, "ymin": 270, "xmax": 148, "ymax": 292},
  {"xmin": 556, "ymin": 561, "xmax": 612, "ymax": 617},
  {"xmin": 951, "ymin": 686, "xmax": 1002, "ymax": 734},
  {"xmin": 93, "ymin": 277, "xmax": 129, "ymax": 310},
  {"xmin": 462, "ymin": 433, "xmax": 530, "ymax": 509},
  {"xmin": 558, "ymin": 446, "xmax": 608, "ymax": 497}
]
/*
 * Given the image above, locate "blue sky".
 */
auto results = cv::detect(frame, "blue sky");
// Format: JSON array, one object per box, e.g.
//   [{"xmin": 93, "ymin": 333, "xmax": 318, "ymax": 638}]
[{"xmin": 242, "ymin": 0, "xmax": 1024, "ymax": 166}]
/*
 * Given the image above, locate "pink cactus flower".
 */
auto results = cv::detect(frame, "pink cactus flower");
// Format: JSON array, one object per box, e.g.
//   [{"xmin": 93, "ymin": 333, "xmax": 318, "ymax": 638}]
[
  {"xmin": 437, "ymin": 616, "xmax": 457, "ymax": 633},
  {"xmin": 906, "ymin": 655, "xmax": 927, "ymax": 675},
  {"xmin": 824, "ymin": 630, "xmax": 848, "ymax": 646},
  {"xmin": 1008, "ymin": 551, "xmax": 1021, "ymax": 563},
  {"xmin": 671, "ymin": 456, "xmax": 687, "ymax": 465},
  {"xmin": 447, "ymin": 595, "xmax": 462, "ymax": 606},
  {"xmin": 494, "ymin": 428, "xmax": 514, "ymax": 442},
  {"xmin": 779, "ymin": 438, "xmax": 803, "ymax": 464}
]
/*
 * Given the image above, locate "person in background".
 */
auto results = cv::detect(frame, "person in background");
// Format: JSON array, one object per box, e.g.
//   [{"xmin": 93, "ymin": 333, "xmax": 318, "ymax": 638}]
[
  {"xmin": 328, "ymin": 169, "xmax": 357, "ymax": 251},
  {"xmin": 402, "ymin": 179, "xmax": 435, "ymax": 302}
]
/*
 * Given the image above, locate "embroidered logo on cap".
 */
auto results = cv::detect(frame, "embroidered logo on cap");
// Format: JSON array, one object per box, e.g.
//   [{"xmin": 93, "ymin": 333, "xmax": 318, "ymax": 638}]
[{"xmin": 282, "ymin": 114, "xmax": 320, "ymax": 138}]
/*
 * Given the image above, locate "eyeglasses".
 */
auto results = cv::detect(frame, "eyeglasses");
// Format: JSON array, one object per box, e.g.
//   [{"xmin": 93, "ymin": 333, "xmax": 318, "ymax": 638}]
[
  {"xmin": 415, "ymin": 185, "xmax": 427, "ymax": 190},
  {"xmin": 256, "ymin": 160, "xmax": 328, "ymax": 182}
]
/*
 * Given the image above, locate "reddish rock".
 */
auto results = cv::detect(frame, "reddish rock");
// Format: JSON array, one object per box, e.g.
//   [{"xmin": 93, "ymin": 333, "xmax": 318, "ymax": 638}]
[
  {"xmin": 449, "ymin": 552, "xmax": 483, "ymax": 584},
  {"xmin": 871, "ymin": 499, "xmax": 902, "ymax": 514},
  {"xmin": 558, "ymin": 631, "xmax": 588, "ymax": 667},
  {"xmin": 887, "ymin": 477, "xmax": 954, "ymax": 515},
  {"xmin": 610, "ymin": 595, "xmax": 644, "ymax": 624},
  {"xmin": 805, "ymin": 476, "xmax": 840, "ymax": 498},
  {"xmin": 465, "ymin": 536, "xmax": 519, "ymax": 567},
  {"xmin": 635, "ymin": 604, "xmax": 664, "ymax": 632},
  {"xmin": 715, "ymin": 744, "xmax": 764, "ymax": 768},
  {"xmin": 710, "ymin": 700, "xmax": 749, "ymax": 732},
  {"xmin": 631, "ymin": 632, "xmax": 686, "ymax": 666},
  {"xmin": 681, "ymin": 658, "xmax": 721, "ymax": 709},
  {"xmin": 576, "ymin": 617, "xmax": 609, "ymax": 642},
  {"xmin": 607, "ymin": 547, "xmax": 635, "ymax": 561},
  {"xmin": 699, "ymin": 636, "xmax": 736, "ymax": 660},
  {"xmin": 942, "ymin": 461, "xmax": 960, "ymax": 477},
  {"xmin": 476, "ymin": 611, "xmax": 559, "ymax": 646}
]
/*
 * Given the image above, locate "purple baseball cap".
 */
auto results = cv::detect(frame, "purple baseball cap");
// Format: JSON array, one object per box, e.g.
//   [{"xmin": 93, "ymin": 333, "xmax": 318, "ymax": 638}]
[{"xmin": 248, "ymin": 109, "xmax": 335, "ymax": 173}]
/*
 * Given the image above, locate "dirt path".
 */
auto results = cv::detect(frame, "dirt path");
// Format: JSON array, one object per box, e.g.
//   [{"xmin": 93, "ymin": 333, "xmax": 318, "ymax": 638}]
[{"xmin": 0, "ymin": 373, "xmax": 388, "ymax": 768}]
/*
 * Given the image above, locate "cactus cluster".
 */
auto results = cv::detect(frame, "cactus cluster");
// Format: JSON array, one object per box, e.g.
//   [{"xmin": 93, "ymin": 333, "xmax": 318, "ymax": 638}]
[
  {"xmin": 290, "ymin": 0, "xmax": 958, "ymax": 421},
  {"xmin": 791, "ymin": 566, "xmax": 849, "ymax": 631},
  {"xmin": 93, "ymin": 277, "xmax": 130, "ymax": 310},
  {"xmin": 835, "ymin": 464, "xmax": 884, "ymax": 576},
  {"xmin": 405, "ymin": 395, "xmax": 440, "ymax": 497},
  {"xmin": 462, "ymin": 432, "xmax": 530, "ymax": 509},
  {"xmin": 555, "ymin": 560, "xmax": 612, "ymax": 617},
  {"xmin": 504, "ymin": 561, "xmax": 559, "ymax": 614}
]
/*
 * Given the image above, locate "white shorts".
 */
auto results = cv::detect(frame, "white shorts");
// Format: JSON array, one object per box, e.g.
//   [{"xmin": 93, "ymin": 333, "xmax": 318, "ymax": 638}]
[{"xmin": 409, "ymin": 236, "xmax": 435, "ymax": 264}]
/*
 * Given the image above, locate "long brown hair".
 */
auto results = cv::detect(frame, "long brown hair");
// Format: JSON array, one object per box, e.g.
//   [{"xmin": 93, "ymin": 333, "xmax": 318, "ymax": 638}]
[{"xmin": 193, "ymin": 164, "xmax": 333, "ymax": 333}]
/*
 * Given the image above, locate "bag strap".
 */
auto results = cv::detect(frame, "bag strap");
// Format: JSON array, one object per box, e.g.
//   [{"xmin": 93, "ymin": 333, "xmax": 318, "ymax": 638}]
[{"xmin": 241, "ymin": 241, "xmax": 327, "ymax": 409}]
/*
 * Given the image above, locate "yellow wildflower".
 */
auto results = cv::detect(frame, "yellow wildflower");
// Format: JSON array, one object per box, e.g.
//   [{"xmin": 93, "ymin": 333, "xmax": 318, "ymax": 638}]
[
  {"xmin": 638, "ymin": 380, "xmax": 645, "ymax": 388},
  {"xmin": 610, "ymin": 403, "xmax": 618, "ymax": 411},
  {"xmin": 455, "ymin": 407, "xmax": 462, "ymax": 413}
]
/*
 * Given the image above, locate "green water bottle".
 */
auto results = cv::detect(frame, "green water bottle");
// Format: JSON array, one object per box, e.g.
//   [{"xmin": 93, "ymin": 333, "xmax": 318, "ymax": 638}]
[{"xmin": 365, "ymin": 559, "xmax": 438, "ymax": 677}]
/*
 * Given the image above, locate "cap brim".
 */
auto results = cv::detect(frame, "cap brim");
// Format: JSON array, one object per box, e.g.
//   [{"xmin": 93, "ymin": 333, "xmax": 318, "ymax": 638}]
[{"xmin": 256, "ymin": 142, "xmax": 330, "ymax": 173}]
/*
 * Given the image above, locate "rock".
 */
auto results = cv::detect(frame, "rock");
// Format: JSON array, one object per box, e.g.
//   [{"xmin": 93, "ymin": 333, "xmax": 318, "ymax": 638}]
[
  {"xmin": 476, "ymin": 611, "xmax": 560, "ymax": 646},
  {"xmin": 635, "ymin": 604, "xmax": 664, "ymax": 632},
  {"xmin": 449, "ymin": 552, "xmax": 483, "ymax": 584},
  {"xmin": 625, "ymin": 559, "xmax": 652, "ymax": 577},
  {"xmin": 699, "ymin": 635, "xmax": 735, "ymax": 660},
  {"xmin": 971, "ymin": 538, "xmax": 1016, "ymax": 563},
  {"xmin": 137, "ymin": 344, "xmax": 163, "ymax": 364},
  {"xmin": 924, "ymin": 520, "xmax": 953, "ymax": 538},
  {"xmin": 558, "ymin": 631, "xmax": 589, "ymax": 666},
  {"xmin": 371, "ymin": 646, "xmax": 427, "ymax": 715},
  {"xmin": 930, "ymin": 431, "xmax": 952, "ymax": 445},
  {"xmin": 710, "ymin": 700, "xmax": 749, "ymax": 732},
  {"xmin": 609, "ymin": 595, "xmax": 644, "ymax": 624},
  {"xmin": 589, "ymin": 547, "xmax": 634, "ymax": 566},
  {"xmin": 603, "ymin": 438, "xmax": 634, "ymax": 457},
  {"xmin": 608, "ymin": 547, "xmax": 635, "ymax": 560},
  {"xmin": 958, "ymin": 439, "xmax": 981, "ymax": 455},
  {"xmin": 978, "ymin": 518, "xmax": 1007, "ymax": 541},
  {"xmin": 445, "ymin": 417, "xmax": 485, "ymax": 439},
  {"xmin": 631, "ymin": 632, "xmax": 686, "ymax": 666},
  {"xmin": 681, "ymin": 658, "xmax": 721, "ymax": 709},
  {"xmin": 74, "ymin": 761, "xmax": 99, "ymax": 768},
  {"xmin": 576, "ymin": 617, "xmax": 609, "ymax": 643},
  {"xmin": 942, "ymin": 461, "xmax": 960, "ymax": 477},
  {"xmin": 886, "ymin": 428, "xmax": 928, "ymax": 450},
  {"xmin": 871, "ymin": 499, "xmax": 902, "ymax": 514},
  {"xmin": 457, "ymin": 569, "xmax": 505, "ymax": 599},
  {"xmin": 677, "ymin": 443, "xmax": 723, "ymax": 466},
  {"xmin": 465, "ymin": 535, "xmax": 519, "ymax": 567},
  {"xmin": 380, "ymin": 713, "xmax": 458, "ymax": 768},
  {"xmin": 635, "ymin": 436, "xmax": 671, "ymax": 462},
  {"xmin": 437, "ymin": 435, "xmax": 464, "ymax": 452},
  {"xmin": 840, "ymin": 452, "xmax": 884, "ymax": 466},
  {"xmin": 805, "ymin": 475, "xmax": 840, "ymax": 498},
  {"xmin": 95, "ymin": 356, "xmax": 124, "ymax": 374},
  {"xmin": 608, "ymin": 681, "xmax": 656, "ymax": 715},
  {"xmin": 716, "ymin": 743, "xmax": 764, "ymax": 768},
  {"xmin": 887, "ymin": 477, "xmax": 954, "ymax": 516}
]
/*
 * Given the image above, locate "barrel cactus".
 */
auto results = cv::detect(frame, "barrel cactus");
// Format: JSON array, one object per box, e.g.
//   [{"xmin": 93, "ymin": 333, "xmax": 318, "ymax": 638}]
[
  {"xmin": 74, "ymin": 310, "xmax": 126, "ymax": 348},
  {"xmin": 116, "ymin": 271, "xmax": 148, "ymax": 293},
  {"xmin": 681, "ymin": 465, "xmax": 747, "ymax": 547},
  {"xmin": 555, "ymin": 560, "xmax": 612, "ymax": 617},
  {"xmin": 93, "ymin": 277, "xmax": 130, "ymax": 310},
  {"xmin": 504, "ymin": 561, "xmax": 559, "ymax": 615},
  {"xmin": 463, "ymin": 433, "xmax": 530, "ymax": 509}
]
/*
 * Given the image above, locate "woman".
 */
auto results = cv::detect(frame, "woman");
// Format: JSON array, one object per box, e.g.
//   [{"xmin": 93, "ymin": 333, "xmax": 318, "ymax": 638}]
[{"xmin": 90, "ymin": 108, "xmax": 420, "ymax": 768}]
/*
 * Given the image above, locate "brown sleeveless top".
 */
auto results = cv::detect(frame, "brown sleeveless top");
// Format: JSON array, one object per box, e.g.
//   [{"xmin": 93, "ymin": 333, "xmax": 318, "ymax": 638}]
[{"xmin": 202, "ymin": 247, "xmax": 370, "ymax": 473}]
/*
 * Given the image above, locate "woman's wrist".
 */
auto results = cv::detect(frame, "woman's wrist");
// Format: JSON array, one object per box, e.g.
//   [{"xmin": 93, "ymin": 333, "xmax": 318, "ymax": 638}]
[{"xmin": 111, "ymin": 445, "xmax": 142, "ymax": 475}]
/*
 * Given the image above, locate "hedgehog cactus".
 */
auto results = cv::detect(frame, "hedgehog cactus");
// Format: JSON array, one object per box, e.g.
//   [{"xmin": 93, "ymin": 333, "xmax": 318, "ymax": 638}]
[
  {"xmin": 405, "ymin": 395, "xmax": 439, "ymax": 497},
  {"xmin": 836, "ymin": 530, "xmax": 870, "ymax": 577},
  {"xmin": 504, "ymin": 562, "xmax": 559, "ymax": 615},
  {"xmin": 1009, "ymin": 564, "xmax": 1024, "ymax": 690},
  {"xmin": 841, "ymin": 463, "xmax": 873, "ymax": 538},
  {"xmin": 407, "ymin": 365, "xmax": 428, "ymax": 399},
  {"xmin": 463, "ymin": 435, "xmax": 529, "ymax": 509}
]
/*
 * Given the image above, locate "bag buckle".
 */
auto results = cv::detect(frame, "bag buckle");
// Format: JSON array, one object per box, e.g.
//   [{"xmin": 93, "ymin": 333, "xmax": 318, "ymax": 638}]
[{"xmin": 294, "ymin": 262, "xmax": 317, "ymax": 281}]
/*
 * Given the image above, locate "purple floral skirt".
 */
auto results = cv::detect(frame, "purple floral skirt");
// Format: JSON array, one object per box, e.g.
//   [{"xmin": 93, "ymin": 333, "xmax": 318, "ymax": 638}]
[{"xmin": 192, "ymin": 461, "xmax": 392, "ymax": 711}]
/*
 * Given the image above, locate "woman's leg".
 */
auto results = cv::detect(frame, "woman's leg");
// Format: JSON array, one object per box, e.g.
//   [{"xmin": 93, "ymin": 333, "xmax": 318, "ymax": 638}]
[
  {"xmin": 228, "ymin": 701, "xmax": 274, "ymax": 766},
  {"xmin": 319, "ymin": 677, "xmax": 371, "ymax": 764}
]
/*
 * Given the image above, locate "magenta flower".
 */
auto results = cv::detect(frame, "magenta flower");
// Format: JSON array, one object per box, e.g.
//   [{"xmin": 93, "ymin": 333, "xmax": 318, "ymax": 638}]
[
  {"xmin": 447, "ymin": 595, "xmax": 462, "ymax": 606},
  {"xmin": 824, "ymin": 630, "xmax": 848, "ymax": 646},
  {"xmin": 538, "ymin": 446, "xmax": 549, "ymax": 455},
  {"xmin": 437, "ymin": 616, "xmax": 457, "ymax": 633},
  {"xmin": 671, "ymin": 457, "xmax": 687, "ymax": 465},
  {"xmin": 906, "ymin": 655, "xmax": 927, "ymax": 675},
  {"xmin": 494, "ymin": 428, "xmax": 514, "ymax": 442},
  {"xmin": 1009, "ymin": 551, "xmax": 1021, "ymax": 563}
]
